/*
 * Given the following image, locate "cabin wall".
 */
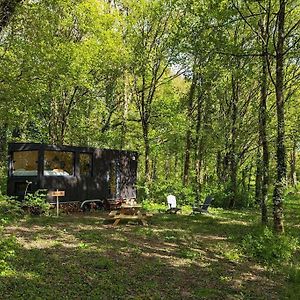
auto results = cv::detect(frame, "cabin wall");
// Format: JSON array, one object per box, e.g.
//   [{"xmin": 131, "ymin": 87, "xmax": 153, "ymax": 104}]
[{"xmin": 7, "ymin": 143, "xmax": 138, "ymax": 203}]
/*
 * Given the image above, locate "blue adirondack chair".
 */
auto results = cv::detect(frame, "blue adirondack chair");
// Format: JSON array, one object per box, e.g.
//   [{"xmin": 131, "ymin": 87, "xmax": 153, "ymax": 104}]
[{"xmin": 191, "ymin": 195, "xmax": 214, "ymax": 214}]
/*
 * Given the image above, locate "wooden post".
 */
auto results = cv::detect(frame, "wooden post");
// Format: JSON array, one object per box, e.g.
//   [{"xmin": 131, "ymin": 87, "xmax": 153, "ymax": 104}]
[
  {"xmin": 48, "ymin": 190, "xmax": 65, "ymax": 217},
  {"xmin": 56, "ymin": 189, "xmax": 59, "ymax": 216}
]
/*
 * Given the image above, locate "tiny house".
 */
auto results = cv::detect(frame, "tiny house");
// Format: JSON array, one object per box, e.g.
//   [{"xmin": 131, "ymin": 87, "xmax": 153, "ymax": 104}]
[{"xmin": 7, "ymin": 143, "xmax": 138, "ymax": 206}]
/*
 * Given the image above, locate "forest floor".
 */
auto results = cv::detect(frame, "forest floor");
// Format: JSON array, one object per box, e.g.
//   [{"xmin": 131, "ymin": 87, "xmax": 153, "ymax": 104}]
[{"xmin": 1, "ymin": 197, "xmax": 300, "ymax": 299}]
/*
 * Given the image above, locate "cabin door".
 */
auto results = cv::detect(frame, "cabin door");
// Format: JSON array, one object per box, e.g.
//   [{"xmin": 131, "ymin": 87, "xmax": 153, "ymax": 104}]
[{"xmin": 108, "ymin": 160, "xmax": 121, "ymax": 199}]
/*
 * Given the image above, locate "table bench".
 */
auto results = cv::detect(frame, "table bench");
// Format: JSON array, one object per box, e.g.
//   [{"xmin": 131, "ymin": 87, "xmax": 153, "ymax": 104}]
[{"xmin": 107, "ymin": 204, "xmax": 152, "ymax": 226}]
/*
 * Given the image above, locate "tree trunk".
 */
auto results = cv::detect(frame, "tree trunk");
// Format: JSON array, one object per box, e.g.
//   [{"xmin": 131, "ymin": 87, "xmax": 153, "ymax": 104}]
[
  {"xmin": 216, "ymin": 151, "xmax": 222, "ymax": 184},
  {"xmin": 143, "ymin": 122, "xmax": 151, "ymax": 183},
  {"xmin": 247, "ymin": 161, "xmax": 253, "ymax": 193},
  {"xmin": 165, "ymin": 155, "xmax": 170, "ymax": 180},
  {"xmin": 228, "ymin": 74, "xmax": 238, "ymax": 209},
  {"xmin": 194, "ymin": 90, "xmax": 204, "ymax": 205},
  {"xmin": 259, "ymin": 19, "xmax": 269, "ymax": 225},
  {"xmin": 151, "ymin": 155, "xmax": 157, "ymax": 181},
  {"xmin": 255, "ymin": 146, "xmax": 262, "ymax": 204},
  {"xmin": 174, "ymin": 153, "xmax": 178, "ymax": 178},
  {"xmin": 273, "ymin": 0, "xmax": 286, "ymax": 234},
  {"xmin": 120, "ymin": 72, "xmax": 129, "ymax": 149},
  {"xmin": 183, "ymin": 71, "xmax": 197, "ymax": 186},
  {"xmin": 289, "ymin": 139, "xmax": 297, "ymax": 186}
]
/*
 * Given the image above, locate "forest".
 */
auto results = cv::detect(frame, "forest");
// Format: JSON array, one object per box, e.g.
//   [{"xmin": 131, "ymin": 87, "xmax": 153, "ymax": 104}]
[
  {"xmin": 1, "ymin": 0, "xmax": 299, "ymax": 230},
  {"xmin": 0, "ymin": 0, "xmax": 300, "ymax": 298}
]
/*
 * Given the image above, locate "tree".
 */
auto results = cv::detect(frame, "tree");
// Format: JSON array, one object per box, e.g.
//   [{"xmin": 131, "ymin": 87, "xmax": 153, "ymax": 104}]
[
  {"xmin": 1, "ymin": 0, "xmax": 127, "ymax": 145},
  {"xmin": 0, "ymin": 0, "xmax": 22, "ymax": 33},
  {"xmin": 125, "ymin": 0, "xmax": 182, "ymax": 182}
]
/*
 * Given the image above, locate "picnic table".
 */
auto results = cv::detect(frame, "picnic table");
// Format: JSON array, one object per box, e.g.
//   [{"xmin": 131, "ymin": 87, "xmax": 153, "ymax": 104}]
[{"xmin": 107, "ymin": 203, "xmax": 152, "ymax": 226}]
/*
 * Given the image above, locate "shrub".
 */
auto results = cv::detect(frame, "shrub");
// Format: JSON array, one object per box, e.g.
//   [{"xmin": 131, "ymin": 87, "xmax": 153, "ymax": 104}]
[
  {"xmin": 207, "ymin": 183, "xmax": 255, "ymax": 209},
  {"xmin": 0, "ymin": 194, "xmax": 23, "ymax": 225},
  {"xmin": 242, "ymin": 227, "xmax": 298, "ymax": 266},
  {"xmin": 142, "ymin": 199, "xmax": 166, "ymax": 212},
  {"xmin": 137, "ymin": 179, "xmax": 196, "ymax": 206},
  {"xmin": 24, "ymin": 190, "xmax": 50, "ymax": 215}
]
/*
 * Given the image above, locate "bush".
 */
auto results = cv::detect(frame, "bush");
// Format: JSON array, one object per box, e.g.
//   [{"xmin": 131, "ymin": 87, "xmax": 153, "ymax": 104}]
[
  {"xmin": 142, "ymin": 199, "xmax": 166, "ymax": 212},
  {"xmin": 24, "ymin": 190, "xmax": 50, "ymax": 215},
  {"xmin": 0, "ymin": 194, "xmax": 23, "ymax": 225},
  {"xmin": 207, "ymin": 183, "xmax": 255, "ymax": 209},
  {"xmin": 137, "ymin": 179, "xmax": 196, "ymax": 206},
  {"xmin": 242, "ymin": 227, "xmax": 298, "ymax": 266}
]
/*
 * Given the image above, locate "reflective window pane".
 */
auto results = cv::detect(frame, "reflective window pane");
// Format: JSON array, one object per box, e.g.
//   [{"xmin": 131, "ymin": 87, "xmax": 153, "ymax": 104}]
[
  {"xmin": 12, "ymin": 151, "xmax": 38, "ymax": 176},
  {"xmin": 44, "ymin": 151, "xmax": 74, "ymax": 176}
]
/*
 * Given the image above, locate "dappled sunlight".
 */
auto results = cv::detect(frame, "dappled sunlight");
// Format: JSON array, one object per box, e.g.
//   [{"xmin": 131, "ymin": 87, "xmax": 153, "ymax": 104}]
[
  {"xmin": 1, "ymin": 212, "xmax": 285, "ymax": 299},
  {"xmin": 0, "ymin": 269, "xmax": 40, "ymax": 280},
  {"xmin": 196, "ymin": 234, "xmax": 228, "ymax": 241},
  {"xmin": 218, "ymin": 220, "xmax": 251, "ymax": 226}
]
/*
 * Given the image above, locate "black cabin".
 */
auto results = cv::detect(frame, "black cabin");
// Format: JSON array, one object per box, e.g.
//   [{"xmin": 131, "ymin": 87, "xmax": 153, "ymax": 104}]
[{"xmin": 7, "ymin": 143, "xmax": 138, "ymax": 205}]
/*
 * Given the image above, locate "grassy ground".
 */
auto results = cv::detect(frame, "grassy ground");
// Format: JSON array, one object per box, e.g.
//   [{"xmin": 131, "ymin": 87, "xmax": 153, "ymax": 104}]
[{"xmin": 1, "ymin": 198, "xmax": 300, "ymax": 300}]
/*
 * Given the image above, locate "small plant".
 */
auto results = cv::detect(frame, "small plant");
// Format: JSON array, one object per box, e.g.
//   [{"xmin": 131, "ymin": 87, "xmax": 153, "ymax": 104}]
[
  {"xmin": 24, "ymin": 190, "xmax": 50, "ymax": 216},
  {"xmin": 287, "ymin": 264, "xmax": 300, "ymax": 284},
  {"xmin": 177, "ymin": 248, "xmax": 200, "ymax": 260},
  {"xmin": 95, "ymin": 257, "xmax": 113, "ymax": 270},
  {"xmin": 223, "ymin": 248, "xmax": 243, "ymax": 262},
  {"xmin": 78, "ymin": 242, "xmax": 89, "ymax": 249},
  {"xmin": 242, "ymin": 227, "xmax": 298, "ymax": 266}
]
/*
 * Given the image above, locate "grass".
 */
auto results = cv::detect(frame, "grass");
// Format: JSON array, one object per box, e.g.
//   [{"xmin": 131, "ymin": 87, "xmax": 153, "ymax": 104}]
[{"xmin": 0, "ymin": 195, "xmax": 299, "ymax": 299}]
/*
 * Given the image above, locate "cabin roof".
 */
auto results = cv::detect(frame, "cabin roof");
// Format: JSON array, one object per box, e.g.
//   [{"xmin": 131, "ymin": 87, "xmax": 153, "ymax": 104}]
[{"xmin": 8, "ymin": 142, "xmax": 138, "ymax": 157}]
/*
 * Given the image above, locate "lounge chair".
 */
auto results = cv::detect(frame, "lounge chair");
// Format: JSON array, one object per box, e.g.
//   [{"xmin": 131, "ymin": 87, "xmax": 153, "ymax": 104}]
[
  {"xmin": 191, "ymin": 195, "xmax": 214, "ymax": 214},
  {"xmin": 166, "ymin": 194, "xmax": 181, "ymax": 214}
]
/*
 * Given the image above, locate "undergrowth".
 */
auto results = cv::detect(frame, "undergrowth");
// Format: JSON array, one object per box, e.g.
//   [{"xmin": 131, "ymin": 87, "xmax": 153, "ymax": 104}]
[{"xmin": 242, "ymin": 227, "xmax": 298, "ymax": 267}]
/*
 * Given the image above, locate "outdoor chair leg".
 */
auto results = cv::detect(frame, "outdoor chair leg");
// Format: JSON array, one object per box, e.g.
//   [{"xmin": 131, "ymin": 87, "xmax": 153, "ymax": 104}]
[{"xmin": 113, "ymin": 218, "xmax": 121, "ymax": 226}]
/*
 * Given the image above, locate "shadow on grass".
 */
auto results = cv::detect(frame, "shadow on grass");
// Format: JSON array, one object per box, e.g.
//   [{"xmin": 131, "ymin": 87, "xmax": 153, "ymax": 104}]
[{"xmin": 1, "ymin": 210, "xmax": 284, "ymax": 300}]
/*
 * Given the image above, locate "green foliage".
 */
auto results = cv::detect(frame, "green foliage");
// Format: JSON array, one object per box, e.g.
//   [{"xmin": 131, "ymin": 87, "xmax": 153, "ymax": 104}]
[
  {"xmin": 138, "ymin": 179, "xmax": 195, "ymax": 206},
  {"xmin": 0, "ymin": 166, "xmax": 7, "ymax": 194},
  {"xmin": 242, "ymin": 227, "xmax": 298, "ymax": 266},
  {"xmin": 287, "ymin": 264, "xmax": 300, "ymax": 284},
  {"xmin": 0, "ymin": 194, "xmax": 23, "ymax": 225},
  {"xmin": 142, "ymin": 199, "xmax": 166, "ymax": 212},
  {"xmin": 0, "ymin": 237, "xmax": 18, "ymax": 274},
  {"xmin": 176, "ymin": 247, "xmax": 200, "ymax": 260},
  {"xmin": 210, "ymin": 183, "xmax": 255, "ymax": 209},
  {"xmin": 0, "ymin": 207, "xmax": 297, "ymax": 299},
  {"xmin": 223, "ymin": 247, "xmax": 243, "ymax": 262},
  {"xmin": 283, "ymin": 264, "xmax": 300, "ymax": 299},
  {"xmin": 193, "ymin": 288, "xmax": 221, "ymax": 298},
  {"xmin": 95, "ymin": 257, "xmax": 114, "ymax": 271},
  {"xmin": 0, "ymin": 194, "xmax": 21, "ymax": 274},
  {"xmin": 24, "ymin": 190, "xmax": 50, "ymax": 216}
]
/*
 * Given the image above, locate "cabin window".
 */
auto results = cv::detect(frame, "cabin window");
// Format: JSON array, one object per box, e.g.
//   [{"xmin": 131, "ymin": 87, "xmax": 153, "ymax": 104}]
[
  {"xmin": 12, "ymin": 151, "xmax": 38, "ymax": 176},
  {"xmin": 44, "ymin": 151, "xmax": 74, "ymax": 176},
  {"xmin": 79, "ymin": 153, "xmax": 92, "ymax": 176}
]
